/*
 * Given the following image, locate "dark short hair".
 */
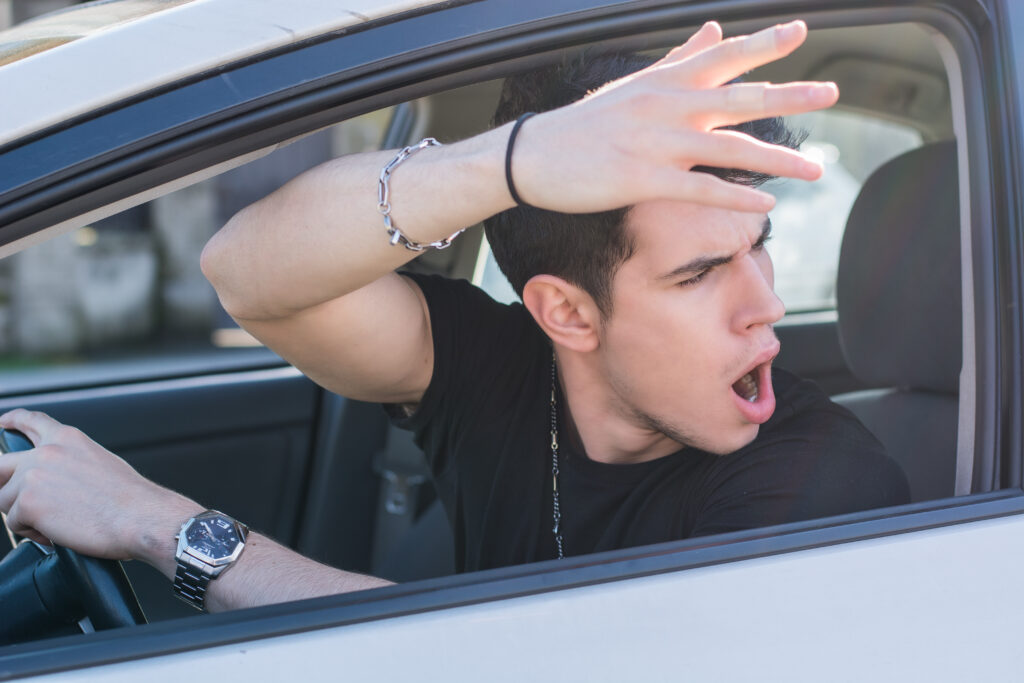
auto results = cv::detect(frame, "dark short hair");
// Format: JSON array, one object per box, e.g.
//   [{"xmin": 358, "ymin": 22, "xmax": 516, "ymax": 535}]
[{"xmin": 483, "ymin": 51, "xmax": 805, "ymax": 316}]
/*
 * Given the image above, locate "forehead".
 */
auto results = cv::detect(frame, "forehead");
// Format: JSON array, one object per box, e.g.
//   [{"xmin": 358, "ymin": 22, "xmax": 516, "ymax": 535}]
[{"xmin": 621, "ymin": 199, "xmax": 767, "ymax": 277}]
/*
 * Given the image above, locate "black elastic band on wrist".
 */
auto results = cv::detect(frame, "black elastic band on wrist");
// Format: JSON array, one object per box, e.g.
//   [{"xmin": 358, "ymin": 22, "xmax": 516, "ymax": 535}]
[{"xmin": 505, "ymin": 112, "xmax": 536, "ymax": 207}]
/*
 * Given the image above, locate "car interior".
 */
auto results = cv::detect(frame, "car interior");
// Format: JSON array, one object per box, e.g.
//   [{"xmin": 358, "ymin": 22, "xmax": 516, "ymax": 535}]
[
  {"xmin": 0, "ymin": 17, "xmax": 966, "ymax": 633},
  {"xmin": 370, "ymin": 19, "xmax": 964, "ymax": 580}
]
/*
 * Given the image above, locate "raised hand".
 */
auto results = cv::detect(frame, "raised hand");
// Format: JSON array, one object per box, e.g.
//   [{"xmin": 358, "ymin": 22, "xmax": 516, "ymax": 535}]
[{"xmin": 510, "ymin": 20, "xmax": 838, "ymax": 214}]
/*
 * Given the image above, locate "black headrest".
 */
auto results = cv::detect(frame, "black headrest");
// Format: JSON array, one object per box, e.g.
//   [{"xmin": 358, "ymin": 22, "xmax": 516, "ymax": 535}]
[{"xmin": 836, "ymin": 141, "xmax": 961, "ymax": 393}]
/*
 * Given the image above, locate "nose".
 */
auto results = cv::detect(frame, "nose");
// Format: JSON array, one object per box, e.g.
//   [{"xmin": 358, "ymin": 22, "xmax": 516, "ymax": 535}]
[{"xmin": 732, "ymin": 251, "xmax": 785, "ymax": 331}]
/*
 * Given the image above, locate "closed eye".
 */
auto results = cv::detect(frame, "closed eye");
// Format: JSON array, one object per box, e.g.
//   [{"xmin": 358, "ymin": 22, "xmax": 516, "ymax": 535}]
[
  {"xmin": 665, "ymin": 217, "xmax": 771, "ymax": 287},
  {"xmin": 752, "ymin": 233, "xmax": 772, "ymax": 252},
  {"xmin": 678, "ymin": 268, "xmax": 712, "ymax": 287},
  {"xmin": 753, "ymin": 217, "xmax": 773, "ymax": 251}
]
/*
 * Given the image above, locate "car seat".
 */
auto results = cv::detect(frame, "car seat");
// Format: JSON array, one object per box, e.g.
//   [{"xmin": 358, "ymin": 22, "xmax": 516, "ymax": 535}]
[{"xmin": 832, "ymin": 140, "xmax": 961, "ymax": 502}]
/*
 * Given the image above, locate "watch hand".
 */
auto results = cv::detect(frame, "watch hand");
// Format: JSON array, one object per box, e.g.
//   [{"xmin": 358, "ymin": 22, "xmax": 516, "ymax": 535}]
[{"xmin": 201, "ymin": 521, "xmax": 214, "ymax": 535}]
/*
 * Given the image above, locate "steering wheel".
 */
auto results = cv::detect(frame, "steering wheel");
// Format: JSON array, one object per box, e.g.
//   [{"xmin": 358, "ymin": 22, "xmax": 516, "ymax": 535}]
[{"xmin": 0, "ymin": 428, "xmax": 146, "ymax": 645}]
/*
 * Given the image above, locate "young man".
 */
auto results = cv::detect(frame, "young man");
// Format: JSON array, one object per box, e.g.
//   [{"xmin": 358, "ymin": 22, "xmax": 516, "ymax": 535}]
[{"xmin": 0, "ymin": 21, "xmax": 907, "ymax": 610}]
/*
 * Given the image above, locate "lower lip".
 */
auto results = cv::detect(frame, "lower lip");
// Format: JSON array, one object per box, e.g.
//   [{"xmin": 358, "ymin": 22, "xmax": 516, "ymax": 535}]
[{"xmin": 731, "ymin": 362, "xmax": 776, "ymax": 425}]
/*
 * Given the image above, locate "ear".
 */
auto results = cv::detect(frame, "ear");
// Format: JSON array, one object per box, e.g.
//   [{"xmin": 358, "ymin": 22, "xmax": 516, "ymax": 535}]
[{"xmin": 521, "ymin": 275, "xmax": 601, "ymax": 353}]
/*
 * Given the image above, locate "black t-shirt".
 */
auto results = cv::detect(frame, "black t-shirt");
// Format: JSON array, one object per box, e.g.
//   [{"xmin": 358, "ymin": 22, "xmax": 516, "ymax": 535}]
[{"xmin": 390, "ymin": 274, "xmax": 910, "ymax": 572}]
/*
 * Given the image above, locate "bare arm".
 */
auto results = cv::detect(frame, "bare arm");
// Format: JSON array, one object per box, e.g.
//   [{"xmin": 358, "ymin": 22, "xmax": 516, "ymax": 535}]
[
  {"xmin": 143, "ymin": 521, "xmax": 392, "ymax": 611},
  {"xmin": 201, "ymin": 20, "xmax": 838, "ymax": 405},
  {"xmin": 202, "ymin": 129, "xmax": 514, "ymax": 404},
  {"xmin": 0, "ymin": 409, "xmax": 391, "ymax": 611}
]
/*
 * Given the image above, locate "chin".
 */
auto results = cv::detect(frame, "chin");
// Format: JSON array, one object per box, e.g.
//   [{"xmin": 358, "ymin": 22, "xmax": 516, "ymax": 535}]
[{"xmin": 702, "ymin": 424, "xmax": 760, "ymax": 456}]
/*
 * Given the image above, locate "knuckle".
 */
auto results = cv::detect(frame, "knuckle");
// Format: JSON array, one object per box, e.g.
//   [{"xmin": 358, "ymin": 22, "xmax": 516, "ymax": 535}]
[
  {"xmin": 719, "ymin": 133, "xmax": 754, "ymax": 159},
  {"xmin": 15, "ymin": 489, "xmax": 40, "ymax": 520},
  {"xmin": 625, "ymin": 89, "xmax": 670, "ymax": 115},
  {"xmin": 34, "ymin": 444, "xmax": 60, "ymax": 464},
  {"xmin": 725, "ymin": 84, "xmax": 766, "ymax": 114},
  {"xmin": 722, "ymin": 35, "xmax": 746, "ymax": 55},
  {"xmin": 686, "ymin": 173, "xmax": 738, "ymax": 204},
  {"xmin": 56, "ymin": 425, "xmax": 84, "ymax": 444},
  {"xmin": 629, "ymin": 126, "xmax": 663, "ymax": 155},
  {"xmin": 5, "ymin": 512, "xmax": 24, "ymax": 533},
  {"xmin": 21, "ymin": 467, "xmax": 47, "ymax": 489},
  {"xmin": 678, "ymin": 93, "xmax": 716, "ymax": 128}
]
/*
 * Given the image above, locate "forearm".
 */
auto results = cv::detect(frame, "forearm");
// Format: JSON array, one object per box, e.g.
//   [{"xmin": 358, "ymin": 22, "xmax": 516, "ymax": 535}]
[
  {"xmin": 135, "ymin": 495, "xmax": 391, "ymax": 612},
  {"xmin": 202, "ymin": 534, "xmax": 392, "ymax": 612},
  {"xmin": 202, "ymin": 123, "xmax": 516, "ymax": 322},
  {"xmin": 0, "ymin": 407, "xmax": 391, "ymax": 613}
]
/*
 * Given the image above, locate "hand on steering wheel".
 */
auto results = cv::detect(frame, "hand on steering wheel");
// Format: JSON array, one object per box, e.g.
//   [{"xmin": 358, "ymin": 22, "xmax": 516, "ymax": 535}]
[{"xmin": 0, "ymin": 426, "xmax": 145, "ymax": 644}]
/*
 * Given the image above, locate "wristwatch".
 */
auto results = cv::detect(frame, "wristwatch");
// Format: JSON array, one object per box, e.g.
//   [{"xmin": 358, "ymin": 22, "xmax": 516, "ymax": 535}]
[{"xmin": 173, "ymin": 510, "xmax": 249, "ymax": 611}]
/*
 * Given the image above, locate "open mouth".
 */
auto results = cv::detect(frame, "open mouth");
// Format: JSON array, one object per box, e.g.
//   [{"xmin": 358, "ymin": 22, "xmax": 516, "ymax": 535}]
[
  {"xmin": 732, "ymin": 371, "xmax": 759, "ymax": 403},
  {"xmin": 729, "ymin": 352, "xmax": 778, "ymax": 426}
]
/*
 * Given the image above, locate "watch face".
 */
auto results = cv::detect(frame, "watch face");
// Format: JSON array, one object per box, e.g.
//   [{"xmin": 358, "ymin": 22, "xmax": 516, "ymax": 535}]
[{"xmin": 186, "ymin": 514, "xmax": 241, "ymax": 561}]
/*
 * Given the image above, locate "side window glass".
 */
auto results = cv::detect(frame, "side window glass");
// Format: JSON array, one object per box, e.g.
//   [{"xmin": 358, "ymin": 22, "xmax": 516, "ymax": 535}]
[
  {"xmin": 766, "ymin": 109, "xmax": 922, "ymax": 314},
  {"xmin": 0, "ymin": 109, "xmax": 393, "ymax": 379}
]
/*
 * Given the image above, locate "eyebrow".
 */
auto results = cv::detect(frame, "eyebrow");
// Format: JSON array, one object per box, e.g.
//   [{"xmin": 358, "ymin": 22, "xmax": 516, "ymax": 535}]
[{"xmin": 657, "ymin": 216, "xmax": 773, "ymax": 281}]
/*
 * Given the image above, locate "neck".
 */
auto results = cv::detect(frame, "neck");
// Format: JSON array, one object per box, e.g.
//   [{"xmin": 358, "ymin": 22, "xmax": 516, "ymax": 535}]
[{"xmin": 554, "ymin": 348, "xmax": 683, "ymax": 465}]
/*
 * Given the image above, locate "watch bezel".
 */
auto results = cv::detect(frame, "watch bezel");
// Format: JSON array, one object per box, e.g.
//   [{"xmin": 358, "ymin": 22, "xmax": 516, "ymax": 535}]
[{"xmin": 175, "ymin": 510, "xmax": 247, "ymax": 569}]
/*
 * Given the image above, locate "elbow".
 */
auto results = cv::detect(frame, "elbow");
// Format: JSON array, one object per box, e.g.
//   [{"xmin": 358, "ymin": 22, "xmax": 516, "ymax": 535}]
[
  {"xmin": 201, "ymin": 213, "xmax": 250, "ymax": 321},
  {"xmin": 198, "ymin": 233, "xmax": 219, "ymax": 289},
  {"xmin": 200, "ymin": 230, "xmax": 230, "ymax": 306}
]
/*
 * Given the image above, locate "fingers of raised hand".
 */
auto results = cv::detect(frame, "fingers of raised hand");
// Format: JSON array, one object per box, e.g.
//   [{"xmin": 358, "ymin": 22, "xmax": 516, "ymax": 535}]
[
  {"xmin": 648, "ymin": 169, "xmax": 776, "ymax": 213},
  {"xmin": 671, "ymin": 128, "xmax": 823, "ymax": 181},
  {"xmin": 656, "ymin": 21, "xmax": 723, "ymax": 66},
  {"xmin": 682, "ymin": 81, "xmax": 838, "ymax": 130},
  {"xmin": 670, "ymin": 20, "xmax": 808, "ymax": 89}
]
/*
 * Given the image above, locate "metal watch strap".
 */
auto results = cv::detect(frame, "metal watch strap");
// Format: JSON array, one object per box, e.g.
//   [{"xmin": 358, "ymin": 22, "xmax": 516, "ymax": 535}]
[
  {"xmin": 173, "ymin": 554, "xmax": 213, "ymax": 610},
  {"xmin": 172, "ymin": 512, "xmax": 249, "ymax": 611}
]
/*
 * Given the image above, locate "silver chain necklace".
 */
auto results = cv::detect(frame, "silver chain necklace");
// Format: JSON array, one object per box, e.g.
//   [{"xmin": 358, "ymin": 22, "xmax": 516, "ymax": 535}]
[{"xmin": 550, "ymin": 350, "xmax": 565, "ymax": 559}]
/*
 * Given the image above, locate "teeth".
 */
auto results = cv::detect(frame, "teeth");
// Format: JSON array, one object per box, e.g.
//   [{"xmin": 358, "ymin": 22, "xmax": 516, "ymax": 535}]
[{"xmin": 734, "ymin": 372, "xmax": 759, "ymax": 402}]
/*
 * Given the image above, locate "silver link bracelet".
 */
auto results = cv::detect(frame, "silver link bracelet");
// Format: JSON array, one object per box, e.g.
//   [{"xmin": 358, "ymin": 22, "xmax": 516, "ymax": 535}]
[{"xmin": 378, "ymin": 137, "xmax": 465, "ymax": 251}]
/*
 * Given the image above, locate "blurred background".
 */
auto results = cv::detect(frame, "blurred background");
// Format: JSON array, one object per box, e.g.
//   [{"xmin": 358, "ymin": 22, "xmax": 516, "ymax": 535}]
[{"xmin": 0, "ymin": 0, "xmax": 393, "ymax": 371}]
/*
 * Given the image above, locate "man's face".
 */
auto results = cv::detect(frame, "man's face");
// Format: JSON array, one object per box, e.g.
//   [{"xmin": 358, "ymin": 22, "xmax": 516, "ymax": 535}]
[{"xmin": 598, "ymin": 198, "xmax": 785, "ymax": 455}]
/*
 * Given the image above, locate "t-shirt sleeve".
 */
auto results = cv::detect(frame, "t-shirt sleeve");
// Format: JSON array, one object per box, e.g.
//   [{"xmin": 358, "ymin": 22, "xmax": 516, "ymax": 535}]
[
  {"xmin": 687, "ymin": 402, "xmax": 911, "ymax": 538},
  {"xmin": 384, "ymin": 272, "xmax": 542, "ymax": 475}
]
